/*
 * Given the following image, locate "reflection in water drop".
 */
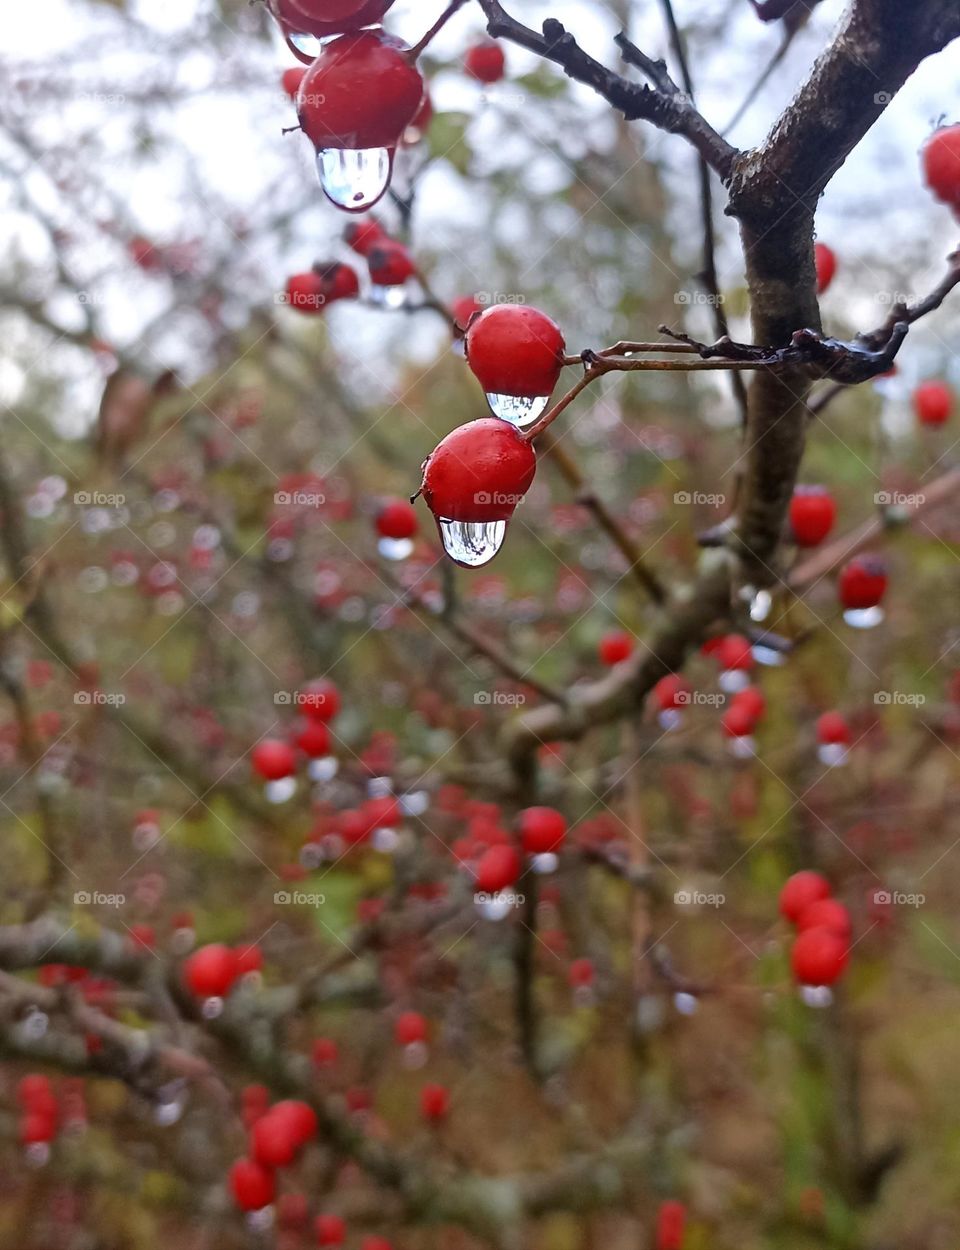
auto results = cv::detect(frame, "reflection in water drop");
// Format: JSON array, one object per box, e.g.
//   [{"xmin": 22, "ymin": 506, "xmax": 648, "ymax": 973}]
[
  {"xmin": 800, "ymin": 984, "xmax": 834, "ymax": 1009},
  {"xmin": 308, "ymin": 755, "xmax": 339, "ymax": 783},
  {"xmin": 749, "ymin": 589, "xmax": 772, "ymax": 621},
  {"xmin": 402, "ymin": 1040, "xmax": 428, "ymax": 1070},
  {"xmin": 289, "ymin": 31, "xmax": 321, "ymax": 57},
  {"xmin": 719, "ymin": 668, "xmax": 750, "ymax": 694},
  {"xmin": 372, "ymin": 826, "xmax": 399, "ymax": 853},
  {"xmin": 728, "ymin": 734, "xmax": 756, "ymax": 759},
  {"xmin": 400, "ymin": 790, "xmax": 429, "ymax": 817},
  {"xmin": 437, "ymin": 518, "xmax": 507, "ymax": 568},
  {"xmin": 25, "ymin": 1142, "xmax": 50, "ymax": 1168},
  {"xmin": 369, "ymin": 283, "xmax": 411, "ymax": 309},
  {"xmin": 201, "ymin": 996, "xmax": 224, "ymax": 1019},
  {"xmin": 658, "ymin": 709, "xmax": 684, "ymax": 731},
  {"xmin": 377, "ymin": 536, "xmax": 414, "ymax": 561},
  {"xmin": 478, "ymin": 895, "xmax": 512, "ymax": 921},
  {"xmin": 752, "ymin": 644, "xmax": 785, "ymax": 667},
  {"xmin": 317, "ymin": 148, "xmax": 392, "ymax": 211},
  {"xmin": 817, "ymin": 743, "xmax": 848, "ymax": 768},
  {"xmin": 531, "ymin": 852, "xmax": 559, "ymax": 875},
  {"xmin": 843, "ymin": 606, "xmax": 885, "ymax": 629},
  {"xmin": 484, "ymin": 393, "xmax": 549, "ymax": 427},
  {"xmin": 674, "ymin": 991, "xmax": 699, "ymax": 1015}
]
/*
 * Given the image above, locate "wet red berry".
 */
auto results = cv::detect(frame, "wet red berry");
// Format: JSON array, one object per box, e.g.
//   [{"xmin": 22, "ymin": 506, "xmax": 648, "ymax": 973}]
[
  {"xmin": 779, "ymin": 871, "xmax": 831, "ymax": 924},
  {"xmin": 796, "ymin": 897, "xmax": 851, "ymax": 940},
  {"xmin": 315, "ymin": 1214, "xmax": 347, "ymax": 1245},
  {"xmin": 299, "ymin": 679, "xmax": 341, "ymax": 721},
  {"xmin": 184, "ymin": 944, "xmax": 240, "ymax": 998},
  {"xmin": 816, "ymin": 710, "xmax": 851, "ymax": 746},
  {"xmin": 519, "ymin": 806, "xmax": 567, "ymax": 854},
  {"xmin": 295, "ymin": 719, "xmax": 331, "ymax": 758},
  {"xmin": 789, "ymin": 485, "xmax": 836, "ymax": 546},
  {"xmin": 394, "ymin": 1010, "xmax": 427, "ymax": 1046},
  {"xmin": 474, "ymin": 843, "xmax": 521, "ymax": 892},
  {"xmin": 656, "ymin": 1200, "xmax": 686, "ymax": 1250},
  {"xmin": 921, "ymin": 123, "xmax": 960, "ymax": 207},
  {"xmin": 345, "ymin": 218, "xmax": 387, "ymax": 256},
  {"xmin": 814, "ymin": 242, "xmax": 836, "ymax": 294},
  {"xmin": 420, "ymin": 1082, "xmax": 450, "ymax": 1121},
  {"xmin": 229, "ymin": 1157, "xmax": 276, "ymax": 1211},
  {"xmin": 465, "ymin": 305, "xmax": 565, "ymax": 401},
  {"xmin": 652, "ymin": 673, "xmax": 692, "ymax": 711},
  {"xmin": 791, "ymin": 926, "xmax": 848, "ymax": 985},
  {"xmin": 272, "ymin": 0, "xmax": 395, "ymax": 37},
  {"xmin": 251, "ymin": 738, "xmax": 297, "ymax": 781},
  {"xmin": 376, "ymin": 499, "xmax": 418, "ymax": 540},
  {"xmin": 464, "ymin": 40, "xmax": 506, "ymax": 84},
  {"xmin": 282, "ymin": 66, "xmax": 307, "ymax": 99},
  {"xmin": 913, "ymin": 380, "xmax": 952, "ymax": 426},
  {"xmin": 838, "ymin": 555, "xmax": 888, "ymax": 610},
  {"xmin": 368, "ymin": 241, "xmax": 416, "ymax": 287},
  {"xmin": 419, "ymin": 419, "xmax": 537, "ymax": 523},
  {"xmin": 598, "ymin": 630, "xmax": 634, "ymax": 666}
]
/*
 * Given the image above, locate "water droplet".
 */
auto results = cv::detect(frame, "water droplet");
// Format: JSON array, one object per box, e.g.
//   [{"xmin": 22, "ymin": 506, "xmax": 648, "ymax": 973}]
[
  {"xmin": 728, "ymin": 734, "xmax": 756, "ymax": 759},
  {"xmin": 265, "ymin": 777, "xmax": 297, "ymax": 804},
  {"xmin": 399, "ymin": 790, "xmax": 429, "ymax": 817},
  {"xmin": 800, "ymin": 984, "xmax": 833, "ymax": 1009},
  {"xmin": 289, "ymin": 31, "xmax": 321, "ymax": 57},
  {"xmin": 25, "ymin": 1142, "xmax": 50, "ymax": 1168},
  {"xmin": 531, "ymin": 852, "xmax": 559, "ymax": 875},
  {"xmin": 674, "ymin": 991, "xmax": 699, "ymax": 1015},
  {"xmin": 201, "ymin": 996, "xmax": 224, "ymax": 1019},
  {"xmin": 817, "ymin": 743, "xmax": 848, "ymax": 768},
  {"xmin": 317, "ymin": 147, "xmax": 393, "ymax": 212},
  {"xmin": 843, "ymin": 606, "xmax": 885, "ymax": 629},
  {"xmin": 719, "ymin": 668, "xmax": 750, "ymax": 694},
  {"xmin": 749, "ymin": 589, "xmax": 772, "ymax": 621},
  {"xmin": 308, "ymin": 755, "xmax": 339, "ymax": 783},
  {"xmin": 437, "ymin": 518, "xmax": 507, "ymax": 568},
  {"xmin": 377, "ymin": 536, "xmax": 414, "ymax": 561},
  {"xmin": 752, "ymin": 644, "xmax": 785, "ymax": 667},
  {"xmin": 369, "ymin": 283, "xmax": 411, "ymax": 309},
  {"xmin": 372, "ymin": 826, "xmax": 399, "ymax": 853},
  {"xmin": 484, "ymin": 393, "xmax": 549, "ymax": 427},
  {"xmin": 478, "ymin": 894, "xmax": 512, "ymax": 921},
  {"xmin": 658, "ymin": 709, "xmax": 684, "ymax": 731},
  {"xmin": 573, "ymin": 985, "xmax": 596, "ymax": 1009},
  {"xmin": 402, "ymin": 1040, "xmax": 428, "ymax": 1070}
]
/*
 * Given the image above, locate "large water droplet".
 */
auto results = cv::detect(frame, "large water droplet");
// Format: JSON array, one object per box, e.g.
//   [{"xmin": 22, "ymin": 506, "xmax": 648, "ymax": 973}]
[
  {"xmin": 289, "ymin": 31, "xmax": 322, "ymax": 57},
  {"xmin": 308, "ymin": 755, "xmax": 338, "ymax": 782},
  {"xmin": 674, "ymin": 991, "xmax": 699, "ymax": 1015},
  {"xmin": 658, "ymin": 709, "xmax": 684, "ymax": 731},
  {"xmin": 369, "ymin": 283, "xmax": 411, "ymax": 310},
  {"xmin": 728, "ymin": 734, "xmax": 756, "ymax": 759},
  {"xmin": 817, "ymin": 743, "xmax": 848, "ymax": 768},
  {"xmin": 437, "ymin": 518, "xmax": 506, "ymax": 568},
  {"xmin": 800, "ymin": 984, "xmax": 833, "ymax": 1009},
  {"xmin": 265, "ymin": 776, "xmax": 297, "ymax": 804},
  {"xmin": 531, "ymin": 852, "xmax": 559, "ymax": 875},
  {"xmin": 484, "ymin": 393, "xmax": 549, "ymax": 427},
  {"xmin": 719, "ymin": 668, "xmax": 750, "ymax": 694},
  {"xmin": 843, "ymin": 606, "xmax": 885, "ymax": 629},
  {"xmin": 317, "ymin": 148, "xmax": 392, "ymax": 212}
]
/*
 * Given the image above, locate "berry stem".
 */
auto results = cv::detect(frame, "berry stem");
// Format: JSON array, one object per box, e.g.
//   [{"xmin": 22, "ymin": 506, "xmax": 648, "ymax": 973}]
[{"xmin": 408, "ymin": 0, "xmax": 471, "ymax": 60}]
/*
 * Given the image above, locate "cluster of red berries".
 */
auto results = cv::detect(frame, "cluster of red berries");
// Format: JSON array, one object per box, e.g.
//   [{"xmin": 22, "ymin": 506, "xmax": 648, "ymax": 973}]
[
  {"xmin": 183, "ymin": 941, "xmax": 263, "ymax": 1000},
  {"xmin": 779, "ymin": 871, "xmax": 851, "ymax": 987},
  {"xmin": 922, "ymin": 122, "xmax": 960, "ymax": 218},
  {"xmin": 285, "ymin": 261, "xmax": 359, "ymax": 315},
  {"xmin": 250, "ymin": 678, "xmax": 340, "ymax": 782}
]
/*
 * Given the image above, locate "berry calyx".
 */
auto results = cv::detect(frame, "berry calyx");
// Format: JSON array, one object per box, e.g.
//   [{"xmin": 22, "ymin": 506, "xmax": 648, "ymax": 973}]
[
  {"xmin": 921, "ymin": 123, "xmax": 960, "ymax": 208},
  {"xmin": 229, "ymin": 1157, "xmax": 276, "ymax": 1211},
  {"xmin": 791, "ymin": 926, "xmax": 848, "ymax": 986},
  {"xmin": 251, "ymin": 738, "xmax": 297, "ymax": 781},
  {"xmin": 519, "ymin": 806, "xmax": 567, "ymax": 854},
  {"xmin": 183, "ymin": 944, "xmax": 240, "ymax": 998},
  {"xmin": 913, "ymin": 380, "xmax": 953, "ymax": 426},
  {"xmin": 789, "ymin": 485, "xmax": 836, "ymax": 547},
  {"xmin": 297, "ymin": 33, "xmax": 424, "ymax": 152},
  {"xmin": 838, "ymin": 555, "xmax": 888, "ymax": 610},
  {"xmin": 779, "ymin": 871, "xmax": 831, "ymax": 924},
  {"xmin": 814, "ymin": 242, "xmax": 836, "ymax": 294},
  {"xmin": 419, "ymin": 418, "xmax": 537, "ymax": 523},
  {"xmin": 598, "ymin": 630, "xmax": 634, "ymax": 666},
  {"xmin": 464, "ymin": 39, "xmax": 506, "ymax": 84},
  {"xmin": 465, "ymin": 305, "xmax": 565, "ymax": 403}
]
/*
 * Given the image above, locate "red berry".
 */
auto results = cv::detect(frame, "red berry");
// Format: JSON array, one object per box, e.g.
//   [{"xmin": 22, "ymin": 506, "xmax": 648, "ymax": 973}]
[
  {"xmin": 656, "ymin": 1200, "xmax": 686, "ymax": 1250},
  {"xmin": 299, "ymin": 679, "xmax": 340, "ymax": 721},
  {"xmin": 715, "ymin": 633, "xmax": 753, "ymax": 672},
  {"xmin": 282, "ymin": 67, "xmax": 307, "ymax": 99},
  {"xmin": 779, "ymin": 871, "xmax": 831, "ymax": 924},
  {"xmin": 236, "ymin": 944, "xmax": 263, "ymax": 976},
  {"xmin": 394, "ymin": 1010, "xmax": 427, "ymax": 1046},
  {"xmin": 315, "ymin": 1214, "xmax": 347, "ymax": 1245},
  {"xmin": 184, "ymin": 944, "xmax": 239, "ymax": 998},
  {"xmin": 838, "ymin": 555, "xmax": 888, "ymax": 610},
  {"xmin": 797, "ymin": 898, "xmax": 851, "ymax": 940},
  {"xmin": 568, "ymin": 957, "xmax": 594, "ymax": 988},
  {"xmin": 419, "ymin": 418, "xmax": 537, "ymax": 523},
  {"xmin": 345, "ymin": 218, "xmax": 387, "ymax": 256},
  {"xmin": 474, "ymin": 843, "xmax": 521, "ymax": 892},
  {"xmin": 420, "ymin": 1082, "xmax": 450, "ymax": 1121},
  {"xmin": 297, "ymin": 32, "xmax": 424, "ymax": 152},
  {"xmin": 404, "ymin": 90, "xmax": 433, "ymax": 142},
  {"xmin": 271, "ymin": 0, "xmax": 395, "ymax": 37},
  {"xmin": 465, "ymin": 305, "xmax": 565, "ymax": 400},
  {"xmin": 451, "ymin": 295, "xmax": 484, "ymax": 332},
  {"xmin": 913, "ymin": 380, "xmax": 953, "ymax": 426},
  {"xmin": 251, "ymin": 738, "xmax": 297, "ymax": 781},
  {"xmin": 652, "ymin": 673, "xmax": 691, "ymax": 711},
  {"xmin": 598, "ymin": 630, "xmax": 634, "ymax": 666},
  {"xmin": 17, "ymin": 1074, "xmax": 54, "ymax": 1109},
  {"xmin": 730, "ymin": 686, "xmax": 766, "ymax": 724},
  {"xmin": 789, "ymin": 485, "xmax": 836, "ymax": 547},
  {"xmin": 921, "ymin": 123, "xmax": 960, "ymax": 206},
  {"xmin": 519, "ymin": 806, "xmax": 567, "ymax": 854},
  {"xmin": 312, "ymin": 1037, "xmax": 339, "ymax": 1068},
  {"xmin": 286, "ymin": 271, "xmax": 328, "ymax": 315},
  {"xmin": 295, "ymin": 719, "xmax": 331, "ymax": 758},
  {"xmin": 251, "ymin": 1111, "xmax": 301, "ymax": 1168},
  {"xmin": 20, "ymin": 1111, "xmax": 56, "ymax": 1145},
  {"xmin": 368, "ymin": 241, "xmax": 416, "ymax": 287},
  {"xmin": 816, "ymin": 711, "xmax": 851, "ymax": 746},
  {"xmin": 376, "ymin": 499, "xmax": 418, "ymax": 540},
  {"xmin": 278, "ymin": 1193, "xmax": 310, "ymax": 1231},
  {"xmin": 721, "ymin": 702, "xmax": 756, "ymax": 738},
  {"xmin": 229, "ymin": 1158, "xmax": 275, "ymax": 1211},
  {"xmin": 464, "ymin": 39, "xmax": 506, "ymax": 84},
  {"xmin": 791, "ymin": 926, "xmax": 848, "ymax": 985},
  {"xmin": 814, "ymin": 242, "xmax": 836, "ymax": 294},
  {"xmin": 273, "ymin": 1099, "xmax": 318, "ymax": 1144}
]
